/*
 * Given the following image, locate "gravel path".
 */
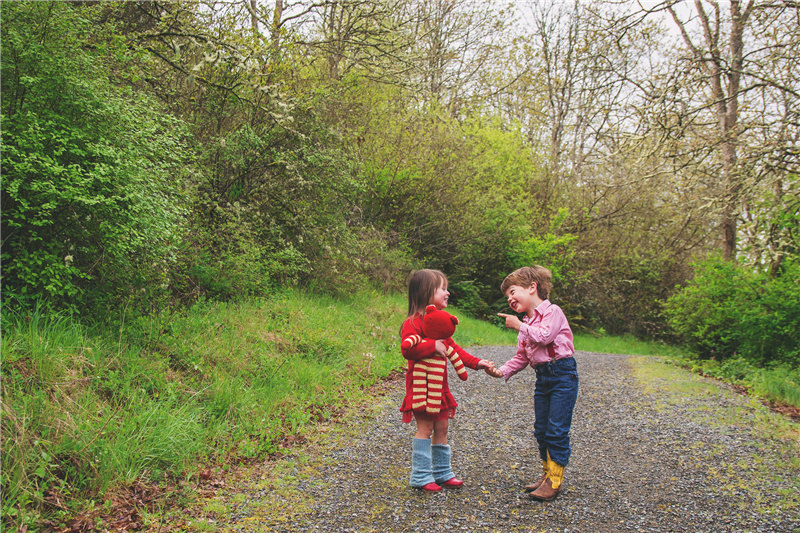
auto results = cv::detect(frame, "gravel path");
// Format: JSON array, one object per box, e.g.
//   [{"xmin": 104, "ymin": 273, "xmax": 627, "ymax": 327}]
[{"xmin": 219, "ymin": 348, "xmax": 800, "ymax": 533}]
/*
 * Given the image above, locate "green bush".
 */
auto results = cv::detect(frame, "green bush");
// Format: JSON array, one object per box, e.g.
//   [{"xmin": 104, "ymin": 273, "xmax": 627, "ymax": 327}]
[
  {"xmin": 1, "ymin": 1, "xmax": 188, "ymax": 316},
  {"xmin": 664, "ymin": 256, "xmax": 800, "ymax": 367},
  {"xmin": 172, "ymin": 218, "xmax": 307, "ymax": 303},
  {"xmin": 301, "ymin": 226, "xmax": 415, "ymax": 296},
  {"xmin": 448, "ymin": 280, "xmax": 490, "ymax": 319}
]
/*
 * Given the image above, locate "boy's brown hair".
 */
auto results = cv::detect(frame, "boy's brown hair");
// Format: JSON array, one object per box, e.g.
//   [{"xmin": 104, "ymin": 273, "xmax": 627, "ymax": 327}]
[{"xmin": 500, "ymin": 266, "xmax": 553, "ymax": 301}]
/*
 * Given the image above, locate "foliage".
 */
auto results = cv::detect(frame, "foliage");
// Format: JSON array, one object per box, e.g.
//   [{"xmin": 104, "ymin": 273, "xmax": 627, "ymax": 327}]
[
  {"xmin": 664, "ymin": 256, "xmax": 800, "ymax": 367},
  {"xmin": 174, "ymin": 216, "xmax": 306, "ymax": 302},
  {"xmin": 564, "ymin": 250, "xmax": 689, "ymax": 338},
  {"xmin": 573, "ymin": 332, "xmax": 683, "ymax": 358},
  {"xmin": 449, "ymin": 280, "xmax": 491, "ymax": 319},
  {"xmin": 1, "ymin": 1, "xmax": 188, "ymax": 315},
  {"xmin": 741, "ymin": 173, "xmax": 800, "ymax": 273},
  {"xmin": 509, "ymin": 207, "xmax": 577, "ymax": 280},
  {"xmin": 357, "ymin": 102, "xmax": 544, "ymax": 307},
  {"xmin": 0, "ymin": 0, "xmax": 796, "ymax": 411},
  {"xmin": 301, "ymin": 225, "xmax": 416, "ymax": 296}
]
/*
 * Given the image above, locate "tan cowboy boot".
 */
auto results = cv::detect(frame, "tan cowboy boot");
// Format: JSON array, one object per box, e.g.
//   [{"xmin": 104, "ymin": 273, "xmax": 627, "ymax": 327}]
[
  {"xmin": 524, "ymin": 459, "xmax": 549, "ymax": 492},
  {"xmin": 529, "ymin": 453, "xmax": 564, "ymax": 501}
]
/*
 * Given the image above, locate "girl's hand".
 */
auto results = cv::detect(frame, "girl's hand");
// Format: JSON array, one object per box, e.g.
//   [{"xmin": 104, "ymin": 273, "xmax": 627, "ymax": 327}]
[
  {"xmin": 476, "ymin": 359, "xmax": 492, "ymax": 370},
  {"xmin": 485, "ymin": 366, "xmax": 504, "ymax": 378},
  {"xmin": 434, "ymin": 340, "xmax": 448, "ymax": 357},
  {"xmin": 497, "ymin": 313, "xmax": 523, "ymax": 331},
  {"xmin": 477, "ymin": 360, "xmax": 503, "ymax": 378}
]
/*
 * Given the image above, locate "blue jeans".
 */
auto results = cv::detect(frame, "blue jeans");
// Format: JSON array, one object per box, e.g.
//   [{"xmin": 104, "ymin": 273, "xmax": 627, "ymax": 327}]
[{"xmin": 533, "ymin": 356, "xmax": 578, "ymax": 467}]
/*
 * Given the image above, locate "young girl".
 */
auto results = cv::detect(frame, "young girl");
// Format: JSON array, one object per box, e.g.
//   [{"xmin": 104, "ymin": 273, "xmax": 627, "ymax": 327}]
[
  {"xmin": 400, "ymin": 269, "xmax": 496, "ymax": 492},
  {"xmin": 487, "ymin": 265, "xmax": 578, "ymax": 501}
]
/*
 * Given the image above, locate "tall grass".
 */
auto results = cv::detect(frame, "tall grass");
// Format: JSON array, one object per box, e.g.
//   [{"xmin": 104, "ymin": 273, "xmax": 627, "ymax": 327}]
[
  {"xmin": 2, "ymin": 309, "xmax": 212, "ymax": 530},
  {"xmin": 677, "ymin": 356, "xmax": 800, "ymax": 409},
  {"xmin": 1, "ymin": 291, "xmax": 512, "ymax": 530}
]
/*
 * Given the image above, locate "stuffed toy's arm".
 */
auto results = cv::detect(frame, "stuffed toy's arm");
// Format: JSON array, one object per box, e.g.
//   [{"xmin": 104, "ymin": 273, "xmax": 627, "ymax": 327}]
[
  {"xmin": 402, "ymin": 336, "xmax": 445, "ymax": 361},
  {"xmin": 400, "ymin": 318, "xmax": 441, "ymax": 361},
  {"xmin": 446, "ymin": 340, "xmax": 485, "ymax": 370}
]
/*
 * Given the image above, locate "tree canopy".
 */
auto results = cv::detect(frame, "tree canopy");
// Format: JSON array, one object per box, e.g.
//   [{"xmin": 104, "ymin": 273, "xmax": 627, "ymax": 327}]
[{"xmin": 2, "ymin": 0, "xmax": 798, "ymax": 349}]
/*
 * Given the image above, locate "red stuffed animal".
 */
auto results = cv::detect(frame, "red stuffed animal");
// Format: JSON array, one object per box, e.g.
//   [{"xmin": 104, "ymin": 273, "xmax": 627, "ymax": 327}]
[{"xmin": 401, "ymin": 305, "xmax": 468, "ymax": 414}]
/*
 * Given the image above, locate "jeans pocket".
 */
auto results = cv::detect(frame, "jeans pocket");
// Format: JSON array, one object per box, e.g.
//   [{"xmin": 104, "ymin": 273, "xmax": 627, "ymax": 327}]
[{"xmin": 553, "ymin": 358, "xmax": 577, "ymax": 379}]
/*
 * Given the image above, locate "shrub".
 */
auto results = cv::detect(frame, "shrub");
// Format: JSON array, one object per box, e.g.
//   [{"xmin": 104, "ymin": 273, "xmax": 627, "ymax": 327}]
[
  {"xmin": 448, "ymin": 280, "xmax": 490, "ymax": 319},
  {"xmin": 302, "ymin": 226, "xmax": 416, "ymax": 296},
  {"xmin": 1, "ymin": 1, "xmax": 188, "ymax": 316},
  {"xmin": 664, "ymin": 256, "xmax": 800, "ymax": 367}
]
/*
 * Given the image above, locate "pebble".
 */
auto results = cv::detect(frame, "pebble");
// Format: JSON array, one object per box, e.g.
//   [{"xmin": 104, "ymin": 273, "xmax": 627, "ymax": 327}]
[{"xmin": 226, "ymin": 349, "xmax": 800, "ymax": 533}]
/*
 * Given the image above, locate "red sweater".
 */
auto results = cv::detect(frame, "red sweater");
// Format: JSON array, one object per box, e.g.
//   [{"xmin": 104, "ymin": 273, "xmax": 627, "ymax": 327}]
[{"xmin": 399, "ymin": 314, "xmax": 483, "ymax": 418}]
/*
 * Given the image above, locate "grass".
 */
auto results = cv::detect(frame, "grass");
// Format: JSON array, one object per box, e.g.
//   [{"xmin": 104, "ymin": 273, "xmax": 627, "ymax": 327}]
[
  {"xmin": 574, "ymin": 331, "xmax": 800, "ymax": 411},
  {"xmin": 0, "ymin": 290, "xmax": 514, "ymax": 531},
  {"xmin": 674, "ymin": 355, "xmax": 800, "ymax": 409},
  {"xmin": 575, "ymin": 331, "xmax": 800, "ymax": 409},
  {"xmin": 573, "ymin": 332, "xmax": 683, "ymax": 357}
]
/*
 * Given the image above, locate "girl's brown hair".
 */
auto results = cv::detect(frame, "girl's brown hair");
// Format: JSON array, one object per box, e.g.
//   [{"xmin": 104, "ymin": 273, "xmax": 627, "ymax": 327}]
[
  {"xmin": 500, "ymin": 265, "xmax": 553, "ymax": 300},
  {"xmin": 406, "ymin": 269, "xmax": 448, "ymax": 318}
]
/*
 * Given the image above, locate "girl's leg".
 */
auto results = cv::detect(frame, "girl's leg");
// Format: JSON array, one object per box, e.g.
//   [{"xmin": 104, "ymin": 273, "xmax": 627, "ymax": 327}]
[
  {"xmin": 416, "ymin": 413, "xmax": 449, "ymax": 444},
  {"xmin": 430, "ymin": 419, "xmax": 463, "ymax": 487},
  {"xmin": 415, "ymin": 413, "xmax": 435, "ymax": 440},
  {"xmin": 410, "ymin": 413, "xmax": 440, "ymax": 490},
  {"xmin": 431, "ymin": 417, "xmax": 449, "ymax": 445}
]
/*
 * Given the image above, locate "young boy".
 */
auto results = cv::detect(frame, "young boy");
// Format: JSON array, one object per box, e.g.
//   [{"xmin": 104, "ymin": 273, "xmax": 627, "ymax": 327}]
[{"xmin": 486, "ymin": 265, "xmax": 578, "ymax": 501}]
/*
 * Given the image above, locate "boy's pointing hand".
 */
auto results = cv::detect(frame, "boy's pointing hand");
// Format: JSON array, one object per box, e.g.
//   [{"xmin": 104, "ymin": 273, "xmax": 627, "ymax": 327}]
[{"xmin": 497, "ymin": 313, "xmax": 523, "ymax": 331}]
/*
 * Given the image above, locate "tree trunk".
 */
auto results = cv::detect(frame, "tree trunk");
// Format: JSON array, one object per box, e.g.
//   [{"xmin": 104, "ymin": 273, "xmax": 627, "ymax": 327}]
[
  {"xmin": 668, "ymin": 0, "xmax": 754, "ymax": 260},
  {"xmin": 271, "ymin": 0, "xmax": 283, "ymax": 53}
]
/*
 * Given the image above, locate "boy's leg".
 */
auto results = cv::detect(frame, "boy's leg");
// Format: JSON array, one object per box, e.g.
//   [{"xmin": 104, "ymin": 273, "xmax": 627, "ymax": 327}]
[
  {"xmin": 530, "ymin": 358, "xmax": 578, "ymax": 502},
  {"xmin": 543, "ymin": 357, "xmax": 579, "ymax": 468},
  {"xmin": 524, "ymin": 459, "xmax": 549, "ymax": 492},
  {"xmin": 533, "ymin": 371, "xmax": 552, "ymax": 462}
]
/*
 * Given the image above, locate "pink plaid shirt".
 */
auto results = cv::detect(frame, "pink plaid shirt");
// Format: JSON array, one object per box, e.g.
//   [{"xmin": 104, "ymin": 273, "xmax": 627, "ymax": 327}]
[{"xmin": 499, "ymin": 300, "xmax": 574, "ymax": 381}]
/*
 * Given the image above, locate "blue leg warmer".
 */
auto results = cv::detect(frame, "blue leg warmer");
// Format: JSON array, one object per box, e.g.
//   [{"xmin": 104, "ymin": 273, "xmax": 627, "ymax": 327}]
[
  {"xmin": 431, "ymin": 443, "xmax": 455, "ymax": 484},
  {"xmin": 410, "ymin": 438, "xmax": 436, "ymax": 488}
]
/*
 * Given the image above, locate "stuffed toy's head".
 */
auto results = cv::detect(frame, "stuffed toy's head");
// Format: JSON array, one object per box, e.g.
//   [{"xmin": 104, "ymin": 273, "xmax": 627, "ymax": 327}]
[{"xmin": 422, "ymin": 305, "xmax": 459, "ymax": 340}]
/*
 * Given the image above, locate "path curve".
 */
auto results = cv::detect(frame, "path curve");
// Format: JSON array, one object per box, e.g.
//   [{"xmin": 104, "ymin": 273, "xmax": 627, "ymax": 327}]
[{"xmin": 221, "ymin": 348, "xmax": 800, "ymax": 533}]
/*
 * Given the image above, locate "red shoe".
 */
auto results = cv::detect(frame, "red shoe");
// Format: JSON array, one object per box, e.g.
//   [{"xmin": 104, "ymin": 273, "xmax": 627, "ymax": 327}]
[
  {"xmin": 420, "ymin": 482, "xmax": 442, "ymax": 492},
  {"xmin": 441, "ymin": 478, "xmax": 463, "ymax": 488}
]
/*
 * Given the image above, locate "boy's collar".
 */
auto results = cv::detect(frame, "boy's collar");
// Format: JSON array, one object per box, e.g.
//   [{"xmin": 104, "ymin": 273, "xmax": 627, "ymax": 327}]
[{"xmin": 524, "ymin": 299, "xmax": 551, "ymax": 321}]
